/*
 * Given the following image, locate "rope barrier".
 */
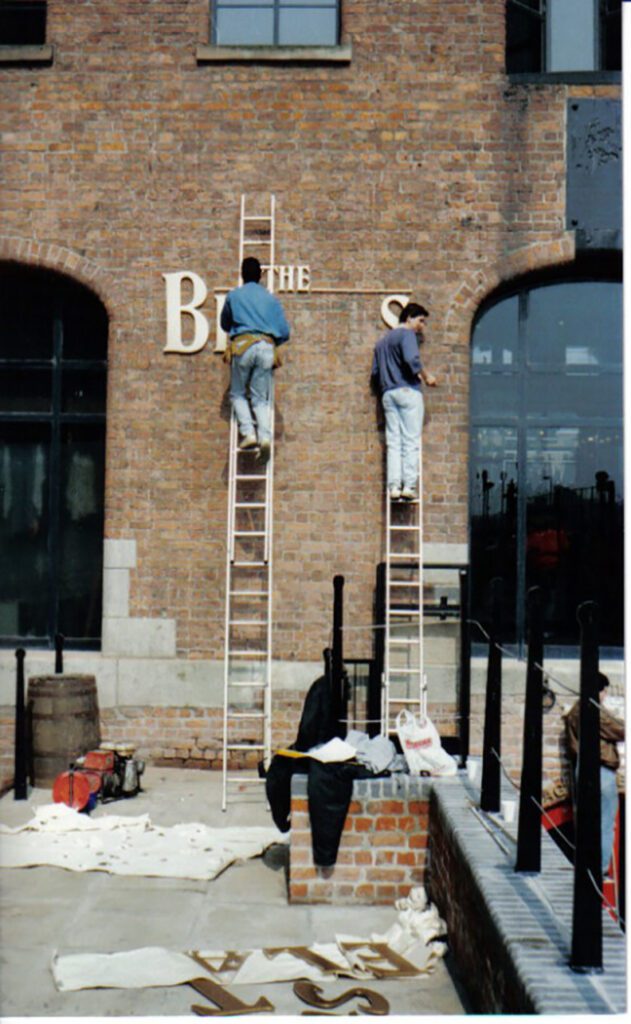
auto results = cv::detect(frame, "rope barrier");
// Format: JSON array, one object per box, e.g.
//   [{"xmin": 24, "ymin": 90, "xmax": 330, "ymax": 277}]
[{"xmin": 587, "ymin": 869, "xmax": 625, "ymax": 929}]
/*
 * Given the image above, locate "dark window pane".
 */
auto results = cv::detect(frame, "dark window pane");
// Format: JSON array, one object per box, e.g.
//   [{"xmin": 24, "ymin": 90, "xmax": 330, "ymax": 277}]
[
  {"xmin": 525, "ymin": 282, "xmax": 622, "ymax": 368},
  {"xmin": 0, "ymin": 369, "xmax": 52, "ymax": 412},
  {"xmin": 601, "ymin": 0, "xmax": 621, "ymax": 71},
  {"xmin": 216, "ymin": 9, "xmax": 274, "ymax": 43},
  {"xmin": 470, "ymin": 426, "xmax": 518, "ymax": 642},
  {"xmin": 0, "ymin": 421, "xmax": 50, "ymax": 639},
  {"xmin": 0, "ymin": 271, "xmax": 53, "ymax": 360},
  {"xmin": 58, "ymin": 424, "xmax": 105, "ymax": 641},
  {"xmin": 472, "ymin": 295, "xmax": 519, "ymax": 370},
  {"xmin": 279, "ymin": 8, "xmax": 337, "ymax": 44},
  {"xmin": 61, "ymin": 369, "xmax": 106, "ymax": 414},
  {"xmin": 525, "ymin": 371, "xmax": 622, "ymax": 420},
  {"xmin": 506, "ymin": 0, "xmax": 543, "ymax": 73},
  {"xmin": 61, "ymin": 289, "xmax": 109, "ymax": 361},
  {"xmin": 526, "ymin": 426, "xmax": 623, "ymax": 645},
  {"xmin": 470, "ymin": 375, "xmax": 520, "ymax": 419},
  {"xmin": 0, "ymin": 1, "xmax": 46, "ymax": 45}
]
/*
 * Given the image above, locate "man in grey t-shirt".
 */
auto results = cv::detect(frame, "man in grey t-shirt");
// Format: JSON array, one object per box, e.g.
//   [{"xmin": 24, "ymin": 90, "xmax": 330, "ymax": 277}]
[{"xmin": 371, "ymin": 303, "xmax": 436, "ymax": 500}]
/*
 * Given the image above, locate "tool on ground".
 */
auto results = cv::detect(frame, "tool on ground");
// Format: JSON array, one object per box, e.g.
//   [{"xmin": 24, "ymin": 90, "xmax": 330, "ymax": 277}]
[{"xmin": 52, "ymin": 744, "xmax": 145, "ymax": 809}]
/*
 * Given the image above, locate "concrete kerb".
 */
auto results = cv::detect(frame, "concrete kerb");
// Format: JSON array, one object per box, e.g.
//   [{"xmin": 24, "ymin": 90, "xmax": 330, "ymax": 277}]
[{"xmin": 427, "ymin": 773, "xmax": 626, "ymax": 1014}]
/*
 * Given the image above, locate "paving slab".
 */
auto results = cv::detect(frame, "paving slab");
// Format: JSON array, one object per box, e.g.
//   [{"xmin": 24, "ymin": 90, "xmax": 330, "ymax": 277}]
[{"xmin": 0, "ymin": 766, "xmax": 469, "ymax": 1017}]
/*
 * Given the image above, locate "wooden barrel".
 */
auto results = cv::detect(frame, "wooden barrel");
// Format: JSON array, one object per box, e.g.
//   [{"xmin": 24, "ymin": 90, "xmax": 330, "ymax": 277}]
[{"xmin": 28, "ymin": 675, "xmax": 101, "ymax": 787}]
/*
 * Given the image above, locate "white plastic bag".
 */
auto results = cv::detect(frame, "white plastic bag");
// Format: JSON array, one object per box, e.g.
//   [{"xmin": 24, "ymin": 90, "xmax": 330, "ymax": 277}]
[{"xmin": 396, "ymin": 709, "xmax": 457, "ymax": 777}]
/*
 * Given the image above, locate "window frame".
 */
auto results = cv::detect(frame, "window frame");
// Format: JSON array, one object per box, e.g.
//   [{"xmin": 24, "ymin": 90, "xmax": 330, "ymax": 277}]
[
  {"xmin": 469, "ymin": 273, "xmax": 623, "ymax": 655},
  {"xmin": 505, "ymin": 0, "xmax": 622, "ymax": 81},
  {"xmin": 211, "ymin": 0, "xmax": 341, "ymax": 48},
  {"xmin": 0, "ymin": 269, "xmax": 107, "ymax": 650}
]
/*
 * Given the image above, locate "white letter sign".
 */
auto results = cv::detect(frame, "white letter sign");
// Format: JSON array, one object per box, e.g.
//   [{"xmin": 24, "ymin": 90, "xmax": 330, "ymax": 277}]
[
  {"xmin": 381, "ymin": 294, "xmax": 410, "ymax": 329},
  {"xmin": 163, "ymin": 271, "xmax": 209, "ymax": 354}
]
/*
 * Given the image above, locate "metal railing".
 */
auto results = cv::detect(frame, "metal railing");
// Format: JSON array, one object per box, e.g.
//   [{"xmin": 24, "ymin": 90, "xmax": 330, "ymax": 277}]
[{"xmin": 477, "ymin": 581, "xmax": 625, "ymax": 971}]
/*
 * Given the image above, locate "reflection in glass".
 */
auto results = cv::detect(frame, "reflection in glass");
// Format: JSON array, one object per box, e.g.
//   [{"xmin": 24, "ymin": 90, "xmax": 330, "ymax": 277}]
[{"xmin": 470, "ymin": 277, "xmax": 622, "ymax": 649}]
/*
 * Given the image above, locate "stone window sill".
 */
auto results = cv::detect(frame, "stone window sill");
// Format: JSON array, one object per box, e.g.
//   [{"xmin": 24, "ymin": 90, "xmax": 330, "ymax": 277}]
[
  {"xmin": 0, "ymin": 44, "xmax": 53, "ymax": 65},
  {"xmin": 196, "ymin": 43, "xmax": 351, "ymax": 64},
  {"xmin": 508, "ymin": 70, "xmax": 620, "ymax": 86}
]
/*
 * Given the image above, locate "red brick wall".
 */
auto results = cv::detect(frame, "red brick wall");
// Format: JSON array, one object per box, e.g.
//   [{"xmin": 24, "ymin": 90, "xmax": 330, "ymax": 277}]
[
  {"xmin": 0, "ymin": 1, "xmax": 619, "ymax": 665},
  {"xmin": 289, "ymin": 775, "xmax": 430, "ymax": 904}
]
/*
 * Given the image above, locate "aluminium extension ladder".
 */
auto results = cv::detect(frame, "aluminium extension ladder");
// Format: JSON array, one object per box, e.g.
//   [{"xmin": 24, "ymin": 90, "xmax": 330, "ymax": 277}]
[
  {"xmin": 222, "ymin": 194, "xmax": 276, "ymax": 811},
  {"xmin": 381, "ymin": 436, "xmax": 426, "ymax": 736}
]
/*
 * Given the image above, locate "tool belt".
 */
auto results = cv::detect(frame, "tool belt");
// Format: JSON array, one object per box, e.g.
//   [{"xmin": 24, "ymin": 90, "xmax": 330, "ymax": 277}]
[{"xmin": 228, "ymin": 332, "xmax": 275, "ymax": 360}]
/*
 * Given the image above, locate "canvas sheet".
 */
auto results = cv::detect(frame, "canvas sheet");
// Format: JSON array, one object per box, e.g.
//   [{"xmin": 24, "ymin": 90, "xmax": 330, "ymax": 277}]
[
  {"xmin": 0, "ymin": 803, "xmax": 285, "ymax": 880},
  {"xmin": 52, "ymin": 887, "xmax": 447, "ymax": 991}
]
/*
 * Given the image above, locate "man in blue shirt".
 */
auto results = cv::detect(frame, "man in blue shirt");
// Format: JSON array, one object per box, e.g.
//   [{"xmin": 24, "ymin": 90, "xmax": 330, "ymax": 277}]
[
  {"xmin": 221, "ymin": 257, "xmax": 290, "ymax": 461},
  {"xmin": 371, "ymin": 303, "xmax": 436, "ymax": 500}
]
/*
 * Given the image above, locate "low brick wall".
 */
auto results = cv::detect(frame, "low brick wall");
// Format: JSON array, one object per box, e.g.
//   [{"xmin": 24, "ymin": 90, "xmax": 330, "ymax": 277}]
[{"xmin": 289, "ymin": 774, "xmax": 431, "ymax": 904}]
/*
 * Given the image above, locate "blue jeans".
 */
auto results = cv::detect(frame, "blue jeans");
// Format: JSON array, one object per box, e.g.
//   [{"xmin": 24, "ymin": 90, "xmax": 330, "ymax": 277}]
[
  {"xmin": 230, "ymin": 341, "xmax": 275, "ymax": 443},
  {"xmin": 600, "ymin": 766, "xmax": 619, "ymax": 875},
  {"xmin": 382, "ymin": 387, "xmax": 424, "ymax": 491}
]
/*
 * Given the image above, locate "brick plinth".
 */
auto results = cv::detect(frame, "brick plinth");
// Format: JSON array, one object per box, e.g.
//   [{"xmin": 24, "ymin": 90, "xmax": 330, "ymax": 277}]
[{"xmin": 289, "ymin": 773, "xmax": 431, "ymax": 905}]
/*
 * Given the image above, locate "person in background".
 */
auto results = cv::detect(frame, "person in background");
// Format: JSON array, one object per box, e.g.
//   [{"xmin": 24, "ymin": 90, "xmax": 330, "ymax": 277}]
[
  {"xmin": 371, "ymin": 302, "xmax": 436, "ymax": 500},
  {"xmin": 221, "ymin": 257, "xmax": 290, "ymax": 462},
  {"xmin": 565, "ymin": 672, "xmax": 625, "ymax": 875}
]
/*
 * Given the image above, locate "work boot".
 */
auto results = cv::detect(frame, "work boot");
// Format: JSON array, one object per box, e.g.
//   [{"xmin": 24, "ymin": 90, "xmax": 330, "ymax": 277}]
[
  {"xmin": 239, "ymin": 435, "xmax": 257, "ymax": 450},
  {"xmin": 258, "ymin": 439, "xmax": 271, "ymax": 464},
  {"xmin": 401, "ymin": 487, "xmax": 416, "ymax": 501},
  {"xmin": 389, "ymin": 487, "xmax": 401, "ymax": 500}
]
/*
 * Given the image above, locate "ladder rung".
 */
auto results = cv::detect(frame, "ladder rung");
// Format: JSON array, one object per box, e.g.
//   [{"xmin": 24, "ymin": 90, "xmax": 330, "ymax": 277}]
[
  {"xmin": 389, "ymin": 526, "xmax": 420, "ymax": 531},
  {"xmin": 230, "ymin": 619, "xmax": 266, "ymax": 626},
  {"xmin": 232, "ymin": 561, "xmax": 267, "ymax": 567},
  {"xmin": 229, "ymin": 680, "xmax": 268, "ymax": 688},
  {"xmin": 390, "ymin": 608, "xmax": 420, "ymax": 616},
  {"xmin": 386, "ymin": 697, "xmax": 422, "ymax": 705},
  {"xmin": 234, "ymin": 531, "xmax": 266, "ymax": 537},
  {"xmin": 235, "ymin": 502, "xmax": 266, "ymax": 508},
  {"xmin": 243, "ymin": 239, "xmax": 272, "ymax": 246},
  {"xmin": 230, "ymin": 590, "xmax": 269, "ymax": 597},
  {"xmin": 388, "ymin": 638, "xmax": 421, "ymax": 645},
  {"xmin": 227, "ymin": 711, "xmax": 265, "ymax": 719},
  {"xmin": 244, "ymin": 215, "xmax": 273, "ymax": 222},
  {"xmin": 389, "ymin": 581, "xmax": 419, "ymax": 587},
  {"xmin": 389, "ymin": 553, "xmax": 420, "ymax": 560},
  {"xmin": 225, "ymin": 776, "xmax": 266, "ymax": 784},
  {"xmin": 236, "ymin": 474, "xmax": 268, "ymax": 481},
  {"xmin": 226, "ymin": 743, "xmax": 266, "ymax": 751},
  {"xmin": 229, "ymin": 649, "xmax": 268, "ymax": 657},
  {"xmin": 388, "ymin": 668, "xmax": 422, "ymax": 675}
]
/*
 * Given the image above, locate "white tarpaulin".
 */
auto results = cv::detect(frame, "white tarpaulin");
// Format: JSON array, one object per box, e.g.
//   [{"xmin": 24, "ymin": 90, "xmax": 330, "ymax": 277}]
[
  {"xmin": 51, "ymin": 887, "xmax": 447, "ymax": 991},
  {"xmin": 0, "ymin": 803, "xmax": 285, "ymax": 880}
]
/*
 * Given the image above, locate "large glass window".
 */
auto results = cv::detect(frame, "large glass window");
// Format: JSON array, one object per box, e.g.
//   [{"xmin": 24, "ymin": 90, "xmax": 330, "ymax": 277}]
[
  {"xmin": 506, "ymin": 0, "xmax": 621, "ymax": 74},
  {"xmin": 470, "ymin": 277, "xmax": 623, "ymax": 651},
  {"xmin": 0, "ymin": 266, "xmax": 107, "ymax": 648},
  {"xmin": 213, "ymin": 0, "xmax": 340, "ymax": 46}
]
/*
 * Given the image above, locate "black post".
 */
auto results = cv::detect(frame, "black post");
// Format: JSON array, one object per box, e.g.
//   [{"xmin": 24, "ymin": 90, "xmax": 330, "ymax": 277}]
[
  {"xmin": 14, "ymin": 648, "xmax": 28, "ymax": 800},
  {"xmin": 54, "ymin": 633, "xmax": 64, "ymax": 674},
  {"xmin": 516, "ymin": 587, "xmax": 543, "ymax": 872},
  {"xmin": 618, "ymin": 794, "xmax": 625, "ymax": 932},
  {"xmin": 332, "ymin": 575, "xmax": 346, "ymax": 738},
  {"xmin": 370, "ymin": 562, "xmax": 386, "ymax": 738},
  {"xmin": 570, "ymin": 600, "xmax": 603, "ymax": 972},
  {"xmin": 458, "ymin": 568, "xmax": 471, "ymax": 769},
  {"xmin": 480, "ymin": 577, "xmax": 503, "ymax": 812}
]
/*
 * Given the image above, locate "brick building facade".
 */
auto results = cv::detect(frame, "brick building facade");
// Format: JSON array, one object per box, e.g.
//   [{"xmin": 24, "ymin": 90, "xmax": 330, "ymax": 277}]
[{"xmin": 0, "ymin": 2, "xmax": 623, "ymax": 790}]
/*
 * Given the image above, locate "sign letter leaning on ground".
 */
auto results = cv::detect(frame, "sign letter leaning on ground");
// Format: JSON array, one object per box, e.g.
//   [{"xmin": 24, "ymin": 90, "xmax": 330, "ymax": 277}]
[{"xmin": 162, "ymin": 268, "xmax": 410, "ymax": 354}]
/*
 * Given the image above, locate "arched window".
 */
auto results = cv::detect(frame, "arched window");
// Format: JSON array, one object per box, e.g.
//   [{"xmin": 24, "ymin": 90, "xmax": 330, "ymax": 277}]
[
  {"xmin": 469, "ymin": 272, "xmax": 623, "ymax": 652},
  {"xmin": 0, "ymin": 265, "xmax": 108, "ymax": 648}
]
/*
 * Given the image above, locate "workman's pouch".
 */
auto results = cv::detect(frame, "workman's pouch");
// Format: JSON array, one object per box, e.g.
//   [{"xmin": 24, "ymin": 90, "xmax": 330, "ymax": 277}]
[
  {"xmin": 396, "ymin": 709, "xmax": 457, "ymax": 777},
  {"xmin": 229, "ymin": 332, "xmax": 275, "ymax": 359}
]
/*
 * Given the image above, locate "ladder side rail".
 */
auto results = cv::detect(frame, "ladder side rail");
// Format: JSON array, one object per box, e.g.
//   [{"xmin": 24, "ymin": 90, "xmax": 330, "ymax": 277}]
[
  {"xmin": 418, "ymin": 431, "xmax": 424, "ymax": 700},
  {"xmin": 238, "ymin": 193, "xmax": 246, "ymax": 278},
  {"xmin": 222, "ymin": 412, "xmax": 239, "ymax": 811},
  {"xmin": 383, "ymin": 492, "xmax": 392, "ymax": 735},
  {"xmin": 264, "ymin": 391, "xmax": 275, "ymax": 767}
]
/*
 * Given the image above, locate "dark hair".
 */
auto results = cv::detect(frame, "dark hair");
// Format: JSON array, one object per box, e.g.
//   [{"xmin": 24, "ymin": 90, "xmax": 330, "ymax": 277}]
[
  {"xmin": 241, "ymin": 257, "xmax": 262, "ymax": 283},
  {"xmin": 399, "ymin": 302, "xmax": 429, "ymax": 323},
  {"xmin": 598, "ymin": 672, "xmax": 610, "ymax": 692}
]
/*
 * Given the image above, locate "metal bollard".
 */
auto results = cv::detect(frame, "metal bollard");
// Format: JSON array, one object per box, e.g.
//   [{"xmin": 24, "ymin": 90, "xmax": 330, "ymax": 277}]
[
  {"xmin": 516, "ymin": 587, "xmax": 543, "ymax": 873},
  {"xmin": 480, "ymin": 577, "xmax": 503, "ymax": 813},
  {"xmin": 14, "ymin": 648, "xmax": 28, "ymax": 800}
]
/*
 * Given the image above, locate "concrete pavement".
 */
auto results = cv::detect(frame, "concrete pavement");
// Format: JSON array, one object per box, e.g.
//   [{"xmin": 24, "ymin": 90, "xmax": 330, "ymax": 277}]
[{"xmin": 0, "ymin": 766, "xmax": 469, "ymax": 1017}]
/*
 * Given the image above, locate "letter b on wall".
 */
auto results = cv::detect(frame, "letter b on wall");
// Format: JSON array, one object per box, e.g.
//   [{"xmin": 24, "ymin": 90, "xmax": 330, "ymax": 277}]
[{"xmin": 163, "ymin": 271, "xmax": 209, "ymax": 353}]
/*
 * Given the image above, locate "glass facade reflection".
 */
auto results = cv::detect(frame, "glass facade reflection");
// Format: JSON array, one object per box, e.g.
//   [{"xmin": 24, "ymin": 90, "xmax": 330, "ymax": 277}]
[
  {"xmin": 470, "ymin": 279, "xmax": 623, "ymax": 650},
  {"xmin": 0, "ymin": 267, "xmax": 107, "ymax": 647}
]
